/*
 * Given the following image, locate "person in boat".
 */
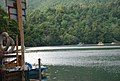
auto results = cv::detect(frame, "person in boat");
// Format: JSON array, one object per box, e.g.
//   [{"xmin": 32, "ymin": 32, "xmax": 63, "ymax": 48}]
[{"xmin": 0, "ymin": 32, "xmax": 15, "ymax": 54}]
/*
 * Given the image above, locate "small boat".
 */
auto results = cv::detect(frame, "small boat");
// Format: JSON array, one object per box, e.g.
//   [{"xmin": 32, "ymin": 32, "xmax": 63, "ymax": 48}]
[
  {"xmin": 29, "ymin": 66, "xmax": 47, "ymax": 80},
  {"xmin": 111, "ymin": 42, "xmax": 116, "ymax": 45},
  {"xmin": 77, "ymin": 42, "xmax": 84, "ymax": 46},
  {"xmin": 25, "ymin": 62, "xmax": 47, "ymax": 80},
  {"xmin": 97, "ymin": 42, "xmax": 104, "ymax": 46}
]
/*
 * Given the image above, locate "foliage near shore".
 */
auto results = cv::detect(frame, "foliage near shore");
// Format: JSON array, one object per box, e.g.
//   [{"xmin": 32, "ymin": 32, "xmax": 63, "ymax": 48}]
[{"xmin": 0, "ymin": 6, "xmax": 18, "ymax": 38}]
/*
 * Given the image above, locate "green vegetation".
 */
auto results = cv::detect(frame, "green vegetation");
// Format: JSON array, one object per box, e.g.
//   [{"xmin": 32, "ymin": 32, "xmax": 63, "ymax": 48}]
[
  {"xmin": 0, "ymin": 5, "xmax": 18, "ymax": 39},
  {"xmin": 25, "ymin": 0, "xmax": 120, "ymax": 46}
]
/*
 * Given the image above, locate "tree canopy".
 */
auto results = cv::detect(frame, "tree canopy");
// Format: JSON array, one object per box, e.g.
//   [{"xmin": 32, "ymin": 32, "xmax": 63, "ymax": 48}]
[{"xmin": 25, "ymin": 0, "xmax": 120, "ymax": 47}]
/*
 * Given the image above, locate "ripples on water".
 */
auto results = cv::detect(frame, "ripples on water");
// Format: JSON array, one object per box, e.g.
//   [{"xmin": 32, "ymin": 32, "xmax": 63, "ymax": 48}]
[
  {"xmin": 25, "ymin": 47, "xmax": 120, "ymax": 81},
  {"xmin": 25, "ymin": 49, "xmax": 120, "ymax": 67}
]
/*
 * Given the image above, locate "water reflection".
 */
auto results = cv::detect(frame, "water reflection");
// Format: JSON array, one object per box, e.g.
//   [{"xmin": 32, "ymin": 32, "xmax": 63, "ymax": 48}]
[{"xmin": 25, "ymin": 49, "xmax": 120, "ymax": 66}]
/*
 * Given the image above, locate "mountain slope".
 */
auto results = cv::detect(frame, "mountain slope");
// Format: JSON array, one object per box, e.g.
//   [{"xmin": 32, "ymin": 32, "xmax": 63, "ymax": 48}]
[{"xmin": 25, "ymin": 0, "xmax": 120, "ymax": 46}]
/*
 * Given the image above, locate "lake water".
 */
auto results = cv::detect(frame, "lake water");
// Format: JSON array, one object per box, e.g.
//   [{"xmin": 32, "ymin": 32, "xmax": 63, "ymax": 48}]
[{"xmin": 25, "ymin": 46, "xmax": 120, "ymax": 81}]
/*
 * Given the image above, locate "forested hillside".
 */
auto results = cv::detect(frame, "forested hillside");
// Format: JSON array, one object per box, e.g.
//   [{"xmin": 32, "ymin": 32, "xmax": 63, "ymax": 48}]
[
  {"xmin": 0, "ymin": 0, "xmax": 120, "ymax": 47},
  {"xmin": 25, "ymin": 0, "xmax": 120, "ymax": 46}
]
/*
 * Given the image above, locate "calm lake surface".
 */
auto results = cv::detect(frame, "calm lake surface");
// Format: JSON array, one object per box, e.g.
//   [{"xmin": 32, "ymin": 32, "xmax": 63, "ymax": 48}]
[{"xmin": 25, "ymin": 46, "xmax": 120, "ymax": 81}]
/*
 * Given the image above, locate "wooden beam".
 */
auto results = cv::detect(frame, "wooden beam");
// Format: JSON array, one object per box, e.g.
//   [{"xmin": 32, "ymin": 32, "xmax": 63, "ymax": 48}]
[
  {"xmin": 16, "ymin": 0, "xmax": 25, "ymax": 81},
  {"xmin": 5, "ymin": 63, "xmax": 17, "ymax": 68},
  {"xmin": 16, "ymin": 35, "xmax": 19, "ymax": 66},
  {"xmin": 38, "ymin": 58, "xmax": 41, "ymax": 81},
  {"xmin": 3, "ymin": 55, "xmax": 21, "ymax": 58},
  {"xmin": 16, "ymin": 0, "xmax": 25, "ymax": 66}
]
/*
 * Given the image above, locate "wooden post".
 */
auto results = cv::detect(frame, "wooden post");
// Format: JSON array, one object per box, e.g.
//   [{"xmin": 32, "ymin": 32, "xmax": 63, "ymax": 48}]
[
  {"xmin": 16, "ymin": 0, "xmax": 25, "ymax": 81},
  {"xmin": 16, "ymin": 0, "xmax": 25, "ymax": 66},
  {"xmin": 16, "ymin": 35, "xmax": 19, "ymax": 66},
  {"xmin": 38, "ymin": 58, "xmax": 41, "ymax": 81}
]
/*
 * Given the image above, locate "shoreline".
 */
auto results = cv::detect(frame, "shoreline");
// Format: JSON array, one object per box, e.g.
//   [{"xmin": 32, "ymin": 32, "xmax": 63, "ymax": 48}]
[{"xmin": 25, "ymin": 45, "xmax": 120, "ymax": 52}]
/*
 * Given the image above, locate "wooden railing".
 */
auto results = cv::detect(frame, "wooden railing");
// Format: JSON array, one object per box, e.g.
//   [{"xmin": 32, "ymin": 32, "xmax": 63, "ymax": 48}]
[{"xmin": 2, "ymin": 55, "xmax": 22, "ymax": 68}]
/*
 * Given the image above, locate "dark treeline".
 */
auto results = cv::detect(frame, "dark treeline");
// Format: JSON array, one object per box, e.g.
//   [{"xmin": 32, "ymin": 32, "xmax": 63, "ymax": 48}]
[{"xmin": 25, "ymin": 0, "xmax": 120, "ymax": 47}]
